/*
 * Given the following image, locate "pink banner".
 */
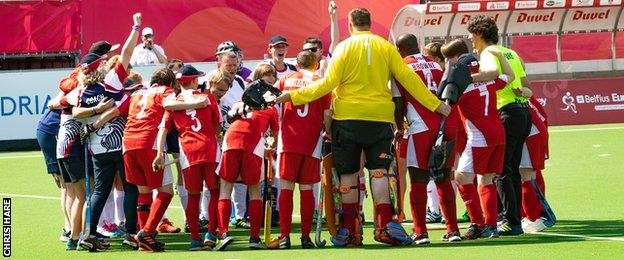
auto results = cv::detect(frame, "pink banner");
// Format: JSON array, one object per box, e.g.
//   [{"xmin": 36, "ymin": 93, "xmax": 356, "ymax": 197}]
[
  {"xmin": 80, "ymin": 0, "xmax": 414, "ymax": 61},
  {"xmin": 0, "ymin": 1, "xmax": 81, "ymax": 54},
  {"xmin": 531, "ymin": 77, "xmax": 624, "ymax": 125}
]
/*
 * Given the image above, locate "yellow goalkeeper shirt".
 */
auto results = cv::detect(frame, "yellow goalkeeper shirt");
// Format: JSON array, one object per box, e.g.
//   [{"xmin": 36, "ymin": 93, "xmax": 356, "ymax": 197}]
[{"xmin": 289, "ymin": 31, "xmax": 441, "ymax": 123}]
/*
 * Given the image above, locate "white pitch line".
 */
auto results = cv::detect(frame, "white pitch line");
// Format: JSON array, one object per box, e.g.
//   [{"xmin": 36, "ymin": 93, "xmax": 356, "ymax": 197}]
[
  {"xmin": 533, "ymin": 231, "xmax": 624, "ymax": 242},
  {"xmin": 549, "ymin": 126, "xmax": 624, "ymax": 133}
]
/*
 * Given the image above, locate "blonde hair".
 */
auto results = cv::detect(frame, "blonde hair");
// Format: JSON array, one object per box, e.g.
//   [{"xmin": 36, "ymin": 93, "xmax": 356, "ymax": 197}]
[
  {"xmin": 208, "ymin": 70, "xmax": 234, "ymax": 86},
  {"xmin": 79, "ymin": 62, "xmax": 107, "ymax": 87},
  {"xmin": 252, "ymin": 63, "xmax": 277, "ymax": 81},
  {"xmin": 105, "ymin": 55, "xmax": 121, "ymax": 70}
]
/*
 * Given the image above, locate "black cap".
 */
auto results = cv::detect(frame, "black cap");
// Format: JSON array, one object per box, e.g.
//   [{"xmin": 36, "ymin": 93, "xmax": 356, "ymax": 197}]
[
  {"xmin": 269, "ymin": 35, "xmax": 288, "ymax": 47},
  {"xmin": 80, "ymin": 53, "xmax": 106, "ymax": 73},
  {"xmin": 176, "ymin": 65, "xmax": 206, "ymax": 82},
  {"xmin": 123, "ymin": 78, "xmax": 143, "ymax": 92},
  {"xmin": 88, "ymin": 41, "xmax": 120, "ymax": 56}
]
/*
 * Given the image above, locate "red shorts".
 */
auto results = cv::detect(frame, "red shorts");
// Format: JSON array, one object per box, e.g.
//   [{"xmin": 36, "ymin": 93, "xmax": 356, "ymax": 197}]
[
  {"xmin": 457, "ymin": 144, "xmax": 505, "ymax": 174},
  {"xmin": 406, "ymin": 127, "xmax": 457, "ymax": 170},
  {"xmin": 124, "ymin": 149, "xmax": 165, "ymax": 189},
  {"xmin": 219, "ymin": 149, "xmax": 263, "ymax": 185},
  {"xmin": 520, "ymin": 132, "xmax": 547, "ymax": 170},
  {"xmin": 183, "ymin": 162, "xmax": 219, "ymax": 192},
  {"xmin": 278, "ymin": 152, "xmax": 321, "ymax": 184},
  {"xmin": 398, "ymin": 137, "xmax": 408, "ymax": 159}
]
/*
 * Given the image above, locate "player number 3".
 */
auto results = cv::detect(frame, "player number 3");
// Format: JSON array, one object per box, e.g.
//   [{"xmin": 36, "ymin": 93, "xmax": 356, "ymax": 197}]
[
  {"xmin": 297, "ymin": 103, "xmax": 309, "ymax": 117},
  {"xmin": 186, "ymin": 109, "xmax": 202, "ymax": 132}
]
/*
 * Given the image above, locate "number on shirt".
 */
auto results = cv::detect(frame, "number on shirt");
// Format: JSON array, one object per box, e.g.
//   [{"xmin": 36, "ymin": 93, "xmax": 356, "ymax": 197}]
[
  {"xmin": 478, "ymin": 85, "xmax": 489, "ymax": 116},
  {"xmin": 297, "ymin": 104, "xmax": 309, "ymax": 117},
  {"xmin": 186, "ymin": 109, "xmax": 202, "ymax": 132},
  {"xmin": 136, "ymin": 94, "xmax": 150, "ymax": 119}
]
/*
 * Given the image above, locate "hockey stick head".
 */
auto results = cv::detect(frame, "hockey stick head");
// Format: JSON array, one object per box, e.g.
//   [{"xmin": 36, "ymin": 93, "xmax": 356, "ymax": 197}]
[
  {"xmin": 242, "ymin": 79, "xmax": 282, "ymax": 110},
  {"xmin": 428, "ymin": 139, "xmax": 455, "ymax": 182}
]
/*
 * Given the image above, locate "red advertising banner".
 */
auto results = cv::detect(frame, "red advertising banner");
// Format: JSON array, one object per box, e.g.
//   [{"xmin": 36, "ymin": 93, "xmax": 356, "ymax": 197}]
[
  {"xmin": 0, "ymin": 0, "xmax": 81, "ymax": 54},
  {"xmin": 80, "ymin": 0, "xmax": 414, "ymax": 61},
  {"xmin": 531, "ymin": 77, "xmax": 624, "ymax": 125}
]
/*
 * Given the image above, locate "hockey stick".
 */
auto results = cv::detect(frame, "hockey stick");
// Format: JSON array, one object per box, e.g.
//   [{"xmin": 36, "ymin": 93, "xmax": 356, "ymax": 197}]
[
  {"xmin": 81, "ymin": 142, "xmax": 94, "ymax": 251},
  {"xmin": 315, "ymin": 178, "xmax": 327, "ymax": 247},
  {"xmin": 531, "ymin": 179, "xmax": 556, "ymax": 227},
  {"xmin": 263, "ymin": 152, "xmax": 275, "ymax": 244}
]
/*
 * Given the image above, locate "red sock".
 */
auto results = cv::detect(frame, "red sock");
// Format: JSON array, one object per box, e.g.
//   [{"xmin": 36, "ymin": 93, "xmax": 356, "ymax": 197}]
[
  {"xmin": 217, "ymin": 199, "xmax": 231, "ymax": 235},
  {"xmin": 458, "ymin": 184, "xmax": 485, "ymax": 227},
  {"xmin": 376, "ymin": 203, "xmax": 393, "ymax": 228},
  {"xmin": 137, "ymin": 193, "xmax": 152, "ymax": 230},
  {"xmin": 279, "ymin": 189, "xmax": 294, "ymax": 238},
  {"xmin": 144, "ymin": 192, "xmax": 173, "ymax": 232},
  {"xmin": 342, "ymin": 203, "xmax": 358, "ymax": 235},
  {"xmin": 436, "ymin": 180, "xmax": 458, "ymax": 232},
  {"xmin": 186, "ymin": 193, "xmax": 201, "ymax": 240},
  {"xmin": 208, "ymin": 189, "xmax": 219, "ymax": 233},
  {"xmin": 300, "ymin": 189, "xmax": 314, "ymax": 237},
  {"xmin": 535, "ymin": 170, "xmax": 546, "ymax": 196},
  {"xmin": 522, "ymin": 181, "xmax": 543, "ymax": 221},
  {"xmin": 478, "ymin": 184, "xmax": 498, "ymax": 226},
  {"xmin": 409, "ymin": 182, "xmax": 428, "ymax": 234},
  {"xmin": 248, "ymin": 199, "xmax": 262, "ymax": 238}
]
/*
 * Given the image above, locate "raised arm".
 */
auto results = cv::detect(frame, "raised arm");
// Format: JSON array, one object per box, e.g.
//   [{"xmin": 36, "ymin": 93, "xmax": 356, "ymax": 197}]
[
  {"xmin": 119, "ymin": 13, "xmax": 143, "ymax": 71},
  {"xmin": 328, "ymin": 1, "xmax": 339, "ymax": 54}
]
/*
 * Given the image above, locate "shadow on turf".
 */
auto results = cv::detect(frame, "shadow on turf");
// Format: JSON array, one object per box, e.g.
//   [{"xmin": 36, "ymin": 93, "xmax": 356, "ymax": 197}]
[{"xmin": 101, "ymin": 219, "xmax": 624, "ymax": 252}]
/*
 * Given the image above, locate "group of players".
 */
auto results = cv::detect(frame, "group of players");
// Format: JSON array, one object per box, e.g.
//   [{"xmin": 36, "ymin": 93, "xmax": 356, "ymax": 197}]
[{"xmin": 36, "ymin": 2, "xmax": 551, "ymax": 253}]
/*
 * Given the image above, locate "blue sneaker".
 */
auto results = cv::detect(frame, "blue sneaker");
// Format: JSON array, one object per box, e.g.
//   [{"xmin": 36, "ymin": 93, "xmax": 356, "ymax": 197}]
[
  {"xmin": 204, "ymin": 232, "xmax": 218, "ymax": 249},
  {"xmin": 386, "ymin": 222, "xmax": 413, "ymax": 245},
  {"xmin": 330, "ymin": 228, "xmax": 350, "ymax": 247},
  {"xmin": 480, "ymin": 225, "xmax": 499, "ymax": 238},
  {"xmin": 498, "ymin": 221, "xmax": 524, "ymax": 236},
  {"xmin": 189, "ymin": 239, "xmax": 209, "ymax": 251},
  {"xmin": 65, "ymin": 239, "xmax": 78, "ymax": 251}
]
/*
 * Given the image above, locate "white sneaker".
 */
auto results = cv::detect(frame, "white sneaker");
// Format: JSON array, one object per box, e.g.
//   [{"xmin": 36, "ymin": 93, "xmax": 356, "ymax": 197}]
[{"xmin": 522, "ymin": 217, "xmax": 547, "ymax": 233}]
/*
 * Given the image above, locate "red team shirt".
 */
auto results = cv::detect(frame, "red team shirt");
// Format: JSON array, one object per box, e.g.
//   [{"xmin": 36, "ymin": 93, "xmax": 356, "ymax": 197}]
[
  {"xmin": 161, "ymin": 90, "xmax": 221, "ymax": 169},
  {"xmin": 276, "ymin": 70, "xmax": 331, "ymax": 158},
  {"xmin": 123, "ymin": 85, "xmax": 174, "ymax": 152},
  {"xmin": 456, "ymin": 76, "xmax": 509, "ymax": 147},
  {"xmin": 222, "ymin": 109, "xmax": 279, "ymax": 157}
]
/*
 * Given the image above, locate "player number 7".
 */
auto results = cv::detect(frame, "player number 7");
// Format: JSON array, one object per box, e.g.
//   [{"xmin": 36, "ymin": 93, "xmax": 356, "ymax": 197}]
[{"xmin": 478, "ymin": 85, "xmax": 489, "ymax": 116}]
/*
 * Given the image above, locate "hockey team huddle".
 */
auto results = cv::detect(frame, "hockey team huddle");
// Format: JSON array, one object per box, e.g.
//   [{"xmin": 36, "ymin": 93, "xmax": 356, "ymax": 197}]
[{"xmin": 36, "ymin": 3, "xmax": 554, "ymax": 253}]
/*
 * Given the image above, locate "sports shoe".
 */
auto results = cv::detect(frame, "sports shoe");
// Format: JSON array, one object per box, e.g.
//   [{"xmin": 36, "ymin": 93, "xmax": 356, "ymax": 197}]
[
  {"xmin": 204, "ymin": 232, "xmax": 218, "ymax": 249},
  {"xmin": 65, "ymin": 239, "xmax": 78, "ymax": 251},
  {"xmin": 301, "ymin": 236, "xmax": 315, "ymax": 249},
  {"xmin": 267, "ymin": 236, "xmax": 291, "ymax": 249},
  {"xmin": 117, "ymin": 221, "xmax": 127, "ymax": 233},
  {"xmin": 122, "ymin": 233, "xmax": 139, "ymax": 250},
  {"xmin": 498, "ymin": 221, "xmax": 524, "ymax": 236},
  {"xmin": 96, "ymin": 235, "xmax": 110, "ymax": 248},
  {"xmin": 249, "ymin": 236, "xmax": 267, "ymax": 249},
  {"xmin": 462, "ymin": 223, "xmax": 483, "ymax": 240},
  {"xmin": 410, "ymin": 232, "xmax": 431, "ymax": 245},
  {"xmin": 480, "ymin": 225, "xmax": 499, "ymax": 238},
  {"xmin": 79, "ymin": 235, "xmax": 107, "ymax": 252},
  {"xmin": 385, "ymin": 222, "xmax": 413, "ymax": 245},
  {"xmin": 136, "ymin": 230, "xmax": 165, "ymax": 252},
  {"xmin": 199, "ymin": 217, "xmax": 209, "ymax": 233},
  {"xmin": 235, "ymin": 218, "xmax": 251, "ymax": 229},
  {"xmin": 374, "ymin": 228, "xmax": 400, "ymax": 246},
  {"xmin": 102, "ymin": 222, "xmax": 126, "ymax": 238},
  {"xmin": 189, "ymin": 239, "xmax": 210, "ymax": 251},
  {"xmin": 458, "ymin": 211, "xmax": 471, "ymax": 223},
  {"xmin": 157, "ymin": 218, "xmax": 181, "ymax": 233},
  {"xmin": 60, "ymin": 228, "xmax": 71, "ymax": 242},
  {"xmin": 330, "ymin": 228, "xmax": 350, "ymax": 247},
  {"xmin": 215, "ymin": 232, "xmax": 234, "ymax": 251},
  {"xmin": 441, "ymin": 230, "xmax": 462, "ymax": 242},
  {"xmin": 522, "ymin": 217, "xmax": 547, "ymax": 233},
  {"xmin": 425, "ymin": 209, "xmax": 442, "ymax": 223}
]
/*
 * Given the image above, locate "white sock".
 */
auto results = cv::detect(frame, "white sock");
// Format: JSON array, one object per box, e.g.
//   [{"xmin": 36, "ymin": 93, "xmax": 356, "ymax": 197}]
[
  {"xmin": 200, "ymin": 187, "xmax": 210, "ymax": 220},
  {"xmin": 427, "ymin": 180, "xmax": 441, "ymax": 214},
  {"xmin": 99, "ymin": 191, "xmax": 116, "ymax": 229},
  {"xmin": 232, "ymin": 183, "xmax": 248, "ymax": 219},
  {"xmin": 114, "ymin": 189, "xmax": 125, "ymax": 225},
  {"xmin": 177, "ymin": 185, "xmax": 188, "ymax": 221}
]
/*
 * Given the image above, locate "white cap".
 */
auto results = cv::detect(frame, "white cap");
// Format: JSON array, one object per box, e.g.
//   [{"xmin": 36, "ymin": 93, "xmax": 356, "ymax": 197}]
[{"xmin": 142, "ymin": 27, "xmax": 154, "ymax": 36}]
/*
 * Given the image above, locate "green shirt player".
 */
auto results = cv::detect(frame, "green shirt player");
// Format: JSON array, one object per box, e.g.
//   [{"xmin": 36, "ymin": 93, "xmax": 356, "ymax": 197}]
[{"xmin": 467, "ymin": 14, "xmax": 533, "ymax": 236}]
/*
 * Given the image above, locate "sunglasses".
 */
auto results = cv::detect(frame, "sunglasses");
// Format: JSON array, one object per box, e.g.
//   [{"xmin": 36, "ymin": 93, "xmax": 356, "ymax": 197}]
[{"xmin": 303, "ymin": 47, "xmax": 319, "ymax": 53}]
